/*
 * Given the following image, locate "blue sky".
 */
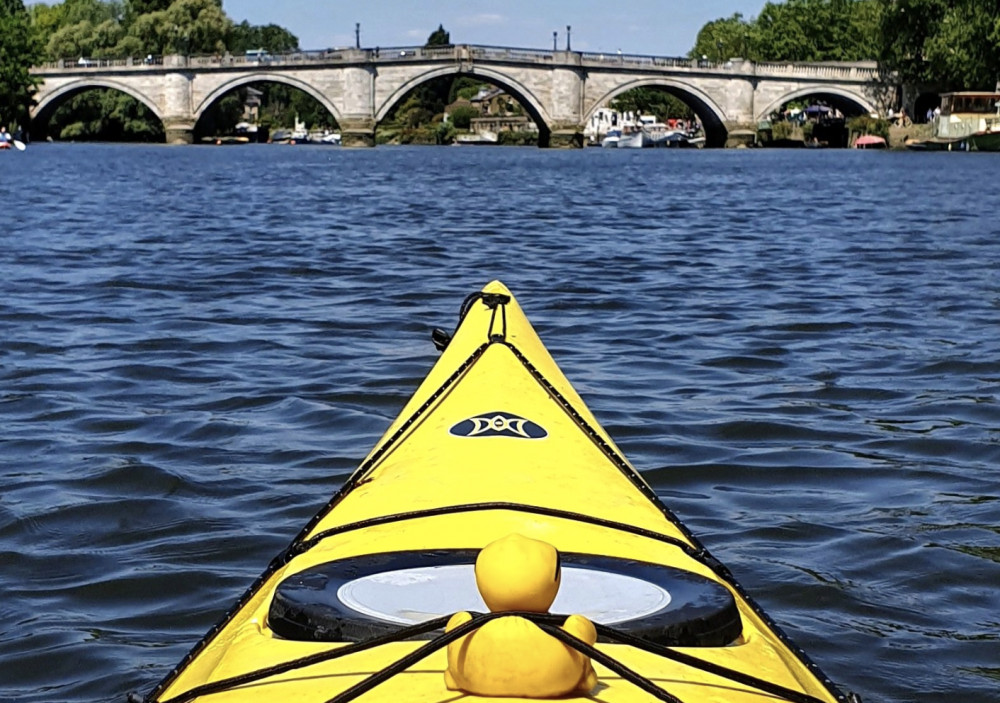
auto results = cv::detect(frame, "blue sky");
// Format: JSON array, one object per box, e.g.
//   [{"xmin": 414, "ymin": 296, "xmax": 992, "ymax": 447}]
[{"xmin": 221, "ymin": 1, "xmax": 769, "ymax": 57}]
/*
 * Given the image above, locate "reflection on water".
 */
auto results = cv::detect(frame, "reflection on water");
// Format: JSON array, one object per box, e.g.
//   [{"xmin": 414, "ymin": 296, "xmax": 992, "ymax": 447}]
[{"xmin": 1, "ymin": 144, "xmax": 999, "ymax": 703}]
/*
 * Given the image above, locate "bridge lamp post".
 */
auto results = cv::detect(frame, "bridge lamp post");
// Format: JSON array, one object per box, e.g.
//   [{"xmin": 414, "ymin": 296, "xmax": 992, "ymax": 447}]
[
  {"xmin": 553, "ymin": 31, "xmax": 557, "ymax": 51},
  {"xmin": 355, "ymin": 23, "xmax": 360, "ymax": 49},
  {"xmin": 566, "ymin": 25, "xmax": 571, "ymax": 51}
]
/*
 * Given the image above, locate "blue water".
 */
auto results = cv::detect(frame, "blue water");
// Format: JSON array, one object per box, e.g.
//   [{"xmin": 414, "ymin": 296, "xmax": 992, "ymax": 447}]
[{"xmin": 1, "ymin": 143, "xmax": 999, "ymax": 702}]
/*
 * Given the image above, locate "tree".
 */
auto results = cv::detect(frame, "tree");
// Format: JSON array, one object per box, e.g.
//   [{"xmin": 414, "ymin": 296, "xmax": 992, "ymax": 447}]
[
  {"xmin": 425, "ymin": 23, "xmax": 450, "ymax": 47},
  {"xmin": 228, "ymin": 20, "xmax": 298, "ymax": 53},
  {"xmin": 689, "ymin": 0, "xmax": 882, "ymax": 64},
  {"xmin": 1, "ymin": 0, "xmax": 25, "ymax": 14},
  {"xmin": 448, "ymin": 104, "xmax": 478, "ymax": 129},
  {"xmin": 689, "ymin": 13, "xmax": 756, "ymax": 62},
  {"xmin": 48, "ymin": 87, "xmax": 163, "ymax": 140},
  {"xmin": 125, "ymin": 0, "xmax": 170, "ymax": 16},
  {"xmin": 119, "ymin": 0, "xmax": 230, "ymax": 55},
  {"xmin": 0, "ymin": 1, "xmax": 41, "ymax": 129},
  {"xmin": 610, "ymin": 87, "xmax": 694, "ymax": 121},
  {"xmin": 880, "ymin": 0, "xmax": 1000, "ymax": 90}
]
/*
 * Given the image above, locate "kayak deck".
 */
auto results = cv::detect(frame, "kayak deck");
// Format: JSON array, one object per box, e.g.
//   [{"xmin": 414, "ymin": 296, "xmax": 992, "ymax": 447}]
[{"xmin": 140, "ymin": 282, "xmax": 856, "ymax": 703}]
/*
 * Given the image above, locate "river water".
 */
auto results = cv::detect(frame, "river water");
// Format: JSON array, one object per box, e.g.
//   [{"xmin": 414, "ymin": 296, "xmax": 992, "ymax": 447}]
[{"xmin": 1, "ymin": 143, "xmax": 998, "ymax": 702}]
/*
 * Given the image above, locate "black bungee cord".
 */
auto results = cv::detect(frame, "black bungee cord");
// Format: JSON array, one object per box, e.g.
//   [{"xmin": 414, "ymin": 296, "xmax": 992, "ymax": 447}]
[{"xmin": 138, "ymin": 610, "xmax": 833, "ymax": 703}]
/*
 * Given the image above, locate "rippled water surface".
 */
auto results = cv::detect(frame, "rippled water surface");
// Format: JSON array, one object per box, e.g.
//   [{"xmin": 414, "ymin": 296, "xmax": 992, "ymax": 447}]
[{"xmin": 2, "ymin": 144, "xmax": 999, "ymax": 702}]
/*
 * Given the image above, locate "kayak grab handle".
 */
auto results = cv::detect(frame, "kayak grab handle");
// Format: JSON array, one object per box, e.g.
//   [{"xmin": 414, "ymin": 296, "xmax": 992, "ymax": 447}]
[{"xmin": 433, "ymin": 291, "xmax": 512, "ymax": 352}]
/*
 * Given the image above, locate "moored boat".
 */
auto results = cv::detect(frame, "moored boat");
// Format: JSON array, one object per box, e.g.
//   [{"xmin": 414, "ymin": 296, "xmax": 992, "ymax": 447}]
[
  {"xmin": 601, "ymin": 128, "xmax": 621, "ymax": 148},
  {"xmin": 133, "ymin": 282, "xmax": 861, "ymax": 703},
  {"xmin": 908, "ymin": 91, "xmax": 1000, "ymax": 152},
  {"xmin": 853, "ymin": 135, "xmax": 886, "ymax": 150}
]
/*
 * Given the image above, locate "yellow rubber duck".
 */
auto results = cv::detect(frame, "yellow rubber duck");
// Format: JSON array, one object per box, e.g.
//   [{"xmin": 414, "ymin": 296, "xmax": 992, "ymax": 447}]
[{"xmin": 444, "ymin": 533, "xmax": 598, "ymax": 698}]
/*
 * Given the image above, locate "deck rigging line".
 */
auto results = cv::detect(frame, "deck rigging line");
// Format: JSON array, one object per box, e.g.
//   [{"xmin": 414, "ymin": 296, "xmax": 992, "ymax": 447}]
[{"xmin": 148, "ymin": 610, "xmax": 835, "ymax": 703}]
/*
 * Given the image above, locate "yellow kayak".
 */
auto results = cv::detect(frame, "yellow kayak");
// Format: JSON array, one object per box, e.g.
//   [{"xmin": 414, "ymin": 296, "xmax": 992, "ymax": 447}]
[{"xmin": 135, "ymin": 281, "xmax": 859, "ymax": 703}]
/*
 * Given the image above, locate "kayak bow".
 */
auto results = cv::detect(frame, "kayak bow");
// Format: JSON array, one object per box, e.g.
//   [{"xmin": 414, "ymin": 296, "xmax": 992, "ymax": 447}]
[{"xmin": 137, "ymin": 281, "xmax": 858, "ymax": 703}]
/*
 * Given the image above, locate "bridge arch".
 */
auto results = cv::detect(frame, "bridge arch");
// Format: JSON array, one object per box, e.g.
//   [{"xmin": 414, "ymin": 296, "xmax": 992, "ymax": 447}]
[
  {"xmin": 756, "ymin": 85, "xmax": 876, "ymax": 121},
  {"xmin": 374, "ymin": 65, "xmax": 553, "ymax": 141},
  {"xmin": 193, "ymin": 72, "xmax": 344, "ymax": 124},
  {"xmin": 586, "ymin": 78, "xmax": 730, "ymax": 148},
  {"xmin": 32, "ymin": 78, "xmax": 165, "ymax": 123}
]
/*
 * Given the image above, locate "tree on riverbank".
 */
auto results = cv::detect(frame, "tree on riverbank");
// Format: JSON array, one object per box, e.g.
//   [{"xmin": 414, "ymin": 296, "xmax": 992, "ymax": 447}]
[
  {"xmin": 878, "ymin": 0, "xmax": 1000, "ymax": 91},
  {"xmin": 689, "ymin": 0, "xmax": 881, "ymax": 63},
  {"xmin": 29, "ymin": 0, "xmax": 315, "ymax": 140},
  {"xmin": 691, "ymin": 0, "xmax": 1000, "ymax": 92},
  {"xmin": 610, "ymin": 87, "xmax": 694, "ymax": 122},
  {"xmin": 0, "ymin": 0, "xmax": 41, "ymax": 130}
]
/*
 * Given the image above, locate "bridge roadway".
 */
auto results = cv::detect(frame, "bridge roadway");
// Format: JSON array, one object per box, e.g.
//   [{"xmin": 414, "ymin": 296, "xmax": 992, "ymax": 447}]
[{"xmin": 30, "ymin": 44, "xmax": 882, "ymax": 147}]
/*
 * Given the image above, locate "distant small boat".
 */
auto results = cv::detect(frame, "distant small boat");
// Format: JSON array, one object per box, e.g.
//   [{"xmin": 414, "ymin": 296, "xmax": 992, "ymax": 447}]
[
  {"xmin": 200, "ymin": 136, "xmax": 251, "ymax": 145},
  {"xmin": 853, "ymin": 135, "xmax": 887, "ymax": 150},
  {"xmin": 318, "ymin": 132, "xmax": 342, "ymax": 146}
]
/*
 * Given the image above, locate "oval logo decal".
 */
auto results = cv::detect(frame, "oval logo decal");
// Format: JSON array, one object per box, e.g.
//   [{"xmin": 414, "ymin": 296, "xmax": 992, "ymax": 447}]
[{"xmin": 449, "ymin": 411, "xmax": 547, "ymax": 439}]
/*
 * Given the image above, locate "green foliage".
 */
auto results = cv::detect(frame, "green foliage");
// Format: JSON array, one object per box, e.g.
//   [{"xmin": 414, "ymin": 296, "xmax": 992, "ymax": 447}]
[
  {"xmin": 691, "ymin": 0, "xmax": 998, "ymax": 91},
  {"xmin": 689, "ymin": 0, "xmax": 882, "ymax": 63},
  {"xmin": 847, "ymin": 115, "xmax": 889, "ymax": 140},
  {"xmin": 496, "ymin": 130, "xmax": 537, "ymax": 146},
  {"xmin": 34, "ymin": 0, "xmax": 235, "ymax": 59},
  {"xmin": 448, "ymin": 104, "xmax": 478, "ymax": 130},
  {"xmin": 228, "ymin": 21, "xmax": 298, "ymax": 53},
  {"xmin": 610, "ymin": 87, "xmax": 694, "ymax": 120},
  {"xmin": 0, "ymin": 4, "xmax": 41, "ymax": 128},
  {"xmin": 225, "ymin": 82, "xmax": 337, "ymax": 132},
  {"xmin": 123, "ymin": 0, "xmax": 230, "ymax": 55},
  {"xmin": 771, "ymin": 120, "xmax": 795, "ymax": 140},
  {"xmin": 879, "ymin": 0, "xmax": 1000, "ymax": 90},
  {"xmin": 125, "ymin": 0, "xmax": 170, "ymax": 16},
  {"xmin": 48, "ymin": 87, "xmax": 163, "ymax": 140},
  {"xmin": 196, "ymin": 89, "xmax": 242, "ymax": 136},
  {"xmin": 1, "ymin": 0, "xmax": 27, "ymax": 15},
  {"xmin": 29, "ymin": 0, "xmax": 315, "ymax": 140},
  {"xmin": 690, "ymin": 13, "xmax": 755, "ymax": 61},
  {"xmin": 425, "ymin": 24, "xmax": 450, "ymax": 47},
  {"xmin": 449, "ymin": 76, "xmax": 482, "ymax": 103},
  {"xmin": 434, "ymin": 120, "xmax": 456, "ymax": 145}
]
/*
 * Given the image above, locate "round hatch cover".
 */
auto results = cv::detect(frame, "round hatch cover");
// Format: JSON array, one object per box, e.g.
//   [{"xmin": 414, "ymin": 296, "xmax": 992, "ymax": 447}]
[{"xmin": 269, "ymin": 550, "xmax": 741, "ymax": 646}]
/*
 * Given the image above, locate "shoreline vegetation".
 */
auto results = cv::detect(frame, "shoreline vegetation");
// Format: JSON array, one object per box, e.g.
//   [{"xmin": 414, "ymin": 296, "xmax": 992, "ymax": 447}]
[{"xmin": 2, "ymin": 1, "xmax": 999, "ymax": 147}]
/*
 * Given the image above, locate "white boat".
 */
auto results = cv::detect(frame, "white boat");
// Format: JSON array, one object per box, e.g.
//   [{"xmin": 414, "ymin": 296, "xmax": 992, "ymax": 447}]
[
  {"xmin": 616, "ymin": 125, "xmax": 645, "ymax": 148},
  {"xmin": 615, "ymin": 125, "xmax": 681, "ymax": 148},
  {"xmin": 319, "ymin": 132, "xmax": 342, "ymax": 145},
  {"xmin": 600, "ymin": 129, "xmax": 621, "ymax": 148}
]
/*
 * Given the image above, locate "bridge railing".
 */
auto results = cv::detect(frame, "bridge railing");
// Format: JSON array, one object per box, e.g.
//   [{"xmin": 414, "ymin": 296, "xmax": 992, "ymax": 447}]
[
  {"xmin": 579, "ymin": 52, "xmax": 703, "ymax": 69},
  {"xmin": 39, "ymin": 55, "xmax": 163, "ymax": 69},
  {"xmin": 755, "ymin": 61, "xmax": 879, "ymax": 80},
  {"xmin": 466, "ymin": 45, "xmax": 553, "ymax": 62}
]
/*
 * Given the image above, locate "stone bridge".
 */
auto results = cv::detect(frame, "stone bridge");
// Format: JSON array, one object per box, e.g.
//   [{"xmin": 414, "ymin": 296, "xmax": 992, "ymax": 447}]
[{"xmin": 29, "ymin": 44, "xmax": 883, "ymax": 147}]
